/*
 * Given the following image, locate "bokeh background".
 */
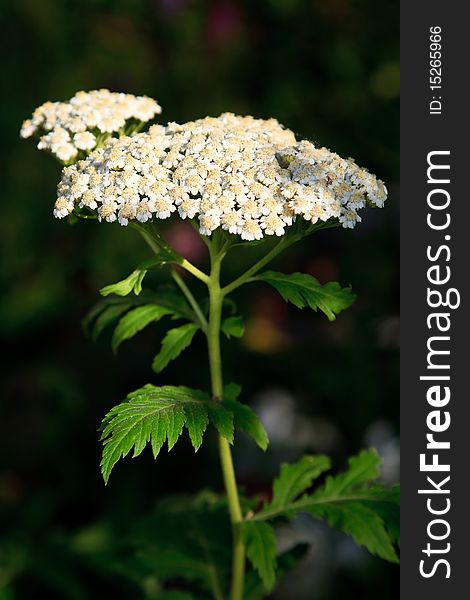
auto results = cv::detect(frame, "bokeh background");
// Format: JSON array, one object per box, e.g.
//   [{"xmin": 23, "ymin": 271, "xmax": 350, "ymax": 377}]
[{"xmin": 0, "ymin": 0, "xmax": 399, "ymax": 598}]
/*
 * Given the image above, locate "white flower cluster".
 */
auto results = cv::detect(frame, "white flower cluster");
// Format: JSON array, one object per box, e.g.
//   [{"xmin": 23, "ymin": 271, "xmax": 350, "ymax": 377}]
[
  {"xmin": 20, "ymin": 89, "xmax": 161, "ymax": 163},
  {"xmin": 276, "ymin": 141, "xmax": 387, "ymax": 229},
  {"xmin": 53, "ymin": 112, "xmax": 386, "ymax": 239}
]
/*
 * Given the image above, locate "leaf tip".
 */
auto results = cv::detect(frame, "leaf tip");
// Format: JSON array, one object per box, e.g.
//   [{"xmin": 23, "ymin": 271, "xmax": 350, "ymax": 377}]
[{"xmin": 100, "ymin": 465, "xmax": 111, "ymax": 485}]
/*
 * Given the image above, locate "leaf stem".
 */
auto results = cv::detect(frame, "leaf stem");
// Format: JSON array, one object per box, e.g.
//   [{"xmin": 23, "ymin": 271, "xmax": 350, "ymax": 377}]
[
  {"xmin": 180, "ymin": 257, "xmax": 210, "ymax": 284},
  {"xmin": 207, "ymin": 241, "xmax": 245, "ymax": 600},
  {"xmin": 134, "ymin": 224, "xmax": 161, "ymax": 255},
  {"xmin": 221, "ymin": 220, "xmax": 342, "ymax": 296},
  {"xmin": 250, "ymin": 492, "xmax": 396, "ymax": 522},
  {"xmin": 132, "ymin": 222, "xmax": 210, "ymax": 283},
  {"xmin": 133, "ymin": 223, "xmax": 210, "ymax": 331},
  {"xmin": 222, "ymin": 238, "xmax": 292, "ymax": 296},
  {"xmin": 171, "ymin": 270, "xmax": 208, "ymax": 333}
]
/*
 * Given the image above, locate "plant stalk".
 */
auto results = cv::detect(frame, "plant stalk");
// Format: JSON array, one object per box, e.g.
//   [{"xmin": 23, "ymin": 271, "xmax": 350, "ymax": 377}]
[
  {"xmin": 222, "ymin": 220, "xmax": 341, "ymax": 296},
  {"xmin": 171, "ymin": 270, "xmax": 208, "ymax": 333},
  {"xmin": 133, "ymin": 222, "xmax": 209, "ymax": 283},
  {"xmin": 222, "ymin": 238, "xmax": 291, "ymax": 296},
  {"xmin": 207, "ymin": 247, "xmax": 245, "ymax": 600},
  {"xmin": 137, "ymin": 223, "xmax": 246, "ymax": 598}
]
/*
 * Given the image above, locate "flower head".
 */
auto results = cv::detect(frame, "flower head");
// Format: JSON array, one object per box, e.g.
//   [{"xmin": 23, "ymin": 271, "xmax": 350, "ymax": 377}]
[
  {"xmin": 20, "ymin": 89, "xmax": 162, "ymax": 162},
  {"xmin": 25, "ymin": 104, "xmax": 385, "ymax": 237}
]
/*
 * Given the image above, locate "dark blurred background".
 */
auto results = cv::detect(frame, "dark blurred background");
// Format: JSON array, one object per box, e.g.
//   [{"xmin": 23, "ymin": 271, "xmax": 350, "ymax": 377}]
[{"xmin": 0, "ymin": 0, "xmax": 399, "ymax": 598}]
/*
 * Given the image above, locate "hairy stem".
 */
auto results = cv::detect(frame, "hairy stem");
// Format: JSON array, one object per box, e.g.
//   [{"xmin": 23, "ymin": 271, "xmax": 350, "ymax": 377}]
[{"xmin": 207, "ymin": 245, "xmax": 245, "ymax": 600}]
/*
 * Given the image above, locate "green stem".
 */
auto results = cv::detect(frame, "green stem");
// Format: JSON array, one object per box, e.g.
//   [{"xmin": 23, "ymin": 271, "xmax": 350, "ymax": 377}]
[
  {"xmin": 207, "ymin": 245, "xmax": 245, "ymax": 600},
  {"xmin": 180, "ymin": 257, "xmax": 210, "ymax": 284},
  {"xmin": 135, "ymin": 223, "xmax": 250, "ymax": 598},
  {"xmin": 208, "ymin": 560, "xmax": 226, "ymax": 600},
  {"xmin": 134, "ymin": 225, "xmax": 209, "ymax": 334},
  {"xmin": 171, "ymin": 270, "xmax": 208, "ymax": 333},
  {"xmin": 135, "ymin": 225, "xmax": 161, "ymax": 255},
  {"xmin": 222, "ymin": 220, "xmax": 342, "ymax": 296},
  {"xmin": 133, "ymin": 222, "xmax": 209, "ymax": 283},
  {"xmin": 222, "ymin": 237, "xmax": 292, "ymax": 296},
  {"xmin": 219, "ymin": 438, "xmax": 245, "ymax": 600}
]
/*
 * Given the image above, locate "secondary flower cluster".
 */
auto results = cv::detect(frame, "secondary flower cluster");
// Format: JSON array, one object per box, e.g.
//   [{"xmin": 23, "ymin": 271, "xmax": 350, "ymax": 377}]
[
  {"xmin": 54, "ymin": 112, "xmax": 386, "ymax": 239},
  {"xmin": 20, "ymin": 89, "xmax": 161, "ymax": 163}
]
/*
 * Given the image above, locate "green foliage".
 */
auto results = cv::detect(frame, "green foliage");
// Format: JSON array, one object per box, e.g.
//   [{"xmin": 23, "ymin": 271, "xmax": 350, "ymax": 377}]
[
  {"xmin": 369, "ymin": 485, "xmax": 401, "ymax": 546},
  {"xmin": 145, "ymin": 286, "xmax": 199, "ymax": 322},
  {"xmin": 207, "ymin": 403, "xmax": 234, "ymax": 445},
  {"xmin": 243, "ymin": 522, "xmax": 277, "ymax": 592},
  {"xmin": 112, "ymin": 304, "xmax": 173, "ymax": 352},
  {"xmin": 82, "ymin": 296, "xmax": 144, "ymax": 337},
  {"xmin": 74, "ymin": 492, "xmax": 235, "ymax": 598},
  {"xmin": 99, "ymin": 382, "xmax": 270, "ymax": 484},
  {"xmin": 158, "ymin": 593, "xmax": 195, "ymax": 600},
  {"xmin": 100, "ymin": 253, "xmax": 180, "ymax": 297},
  {"xmin": 223, "ymin": 384, "xmax": 269, "ymax": 450},
  {"xmin": 257, "ymin": 270, "xmax": 356, "ymax": 321},
  {"xmin": 87, "ymin": 300, "xmax": 134, "ymax": 341},
  {"xmin": 128, "ymin": 492, "xmax": 234, "ymax": 599},
  {"xmin": 304, "ymin": 451, "xmax": 400, "ymax": 562},
  {"xmin": 5, "ymin": 0, "xmax": 399, "ymax": 596},
  {"xmin": 83, "ymin": 298, "xmax": 133, "ymax": 341},
  {"xmin": 221, "ymin": 315, "xmax": 245, "ymax": 339},
  {"xmin": 100, "ymin": 268, "xmax": 147, "ymax": 297},
  {"xmin": 84, "ymin": 284, "xmax": 201, "ymax": 361},
  {"xmin": 152, "ymin": 323, "xmax": 200, "ymax": 373},
  {"xmin": 268, "ymin": 455, "xmax": 331, "ymax": 513},
  {"xmin": 100, "ymin": 385, "xmax": 234, "ymax": 483},
  {"xmin": 243, "ymin": 544, "xmax": 309, "ymax": 600},
  {"xmin": 255, "ymin": 449, "xmax": 400, "ymax": 564}
]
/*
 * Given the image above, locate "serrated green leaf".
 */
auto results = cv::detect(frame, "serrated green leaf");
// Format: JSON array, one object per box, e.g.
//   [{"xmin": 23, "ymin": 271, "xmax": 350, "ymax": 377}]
[
  {"xmin": 152, "ymin": 323, "xmax": 199, "ymax": 373},
  {"xmin": 224, "ymin": 382, "xmax": 242, "ymax": 402},
  {"xmin": 100, "ymin": 385, "xmax": 236, "ymax": 483},
  {"xmin": 129, "ymin": 492, "xmax": 232, "ymax": 598},
  {"xmin": 318, "ymin": 448, "xmax": 381, "ymax": 496},
  {"xmin": 226, "ymin": 400, "xmax": 269, "ymax": 451},
  {"xmin": 257, "ymin": 270, "xmax": 356, "ymax": 321},
  {"xmin": 152, "ymin": 285, "xmax": 200, "ymax": 322},
  {"xmin": 244, "ymin": 544, "xmax": 309, "ymax": 600},
  {"xmin": 208, "ymin": 403, "xmax": 234, "ymax": 443},
  {"xmin": 221, "ymin": 315, "xmax": 245, "ymax": 339},
  {"xmin": 82, "ymin": 297, "xmax": 131, "ymax": 335},
  {"xmin": 91, "ymin": 302, "xmax": 133, "ymax": 341},
  {"xmin": 182, "ymin": 401, "xmax": 209, "ymax": 451},
  {"xmin": 255, "ymin": 449, "xmax": 400, "ymax": 564},
  {"xmin": 369, "ymin": 485, "xmax": 400, "ymax": 546},
  {"xmin": 222, "ymin": 384, "xmax": 268, "ymax": 450},
  {"xmin": 305, "ymin": 451, "xmax": 400, "ymax": 561},
  {"xmin": 308, "ymin": 498, "xmax": 398, "ymax": 562},
  {"xmin": 244, "ymin": 521, "xmax": 277, "ymax": 592},
  {"xmin": 305, "ymin": 459, "xmax": 399, "ymax": 563},
  {"xmin": 112, "ymin": 304, "xmax": 172, "ymax": 352},
  {"xmin": 83, "ymin": 291, "xmax": 182, "ymax": 342},
  {"xmin": 267, "ymin": 455, "xmax": 331, "ymax": 512}
]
